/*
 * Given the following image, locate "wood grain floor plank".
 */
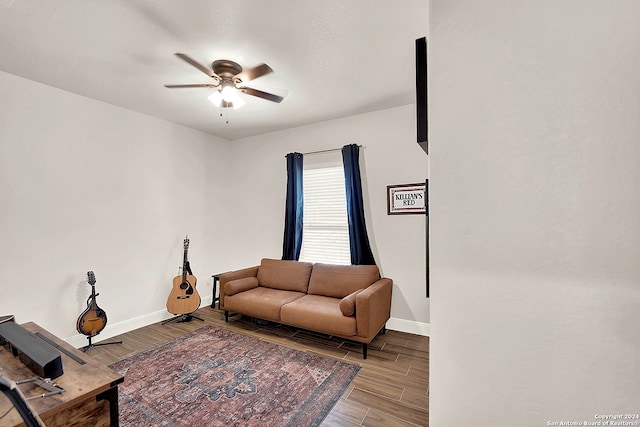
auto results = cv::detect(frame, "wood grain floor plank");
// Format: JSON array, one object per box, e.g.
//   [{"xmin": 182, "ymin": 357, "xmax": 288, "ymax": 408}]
[
  {"xmin": 383, "ymin": 342, "xmax": 429, "ymax": 359},
  {"xmin": 320, "ymin": 399, "xmax": 368, "ymax": 426},
  {"xmin": 363, "ymin": 408, "xmax": 427, "ymax": 427},
  {"xmin": 400, "ymin": 388, "xmax": 429, "ymax": 410},
  {"xmin": 409, "ymin": 363, "xmax": 429, "ymax": 379},
  {"xmin": 350, "ymin": 375, "xmax": 403, "ymax": 400},
  {"xmin": 347, "ymin": 388, "xmax": 428, "ymax": 426},
  {"xmin": 357, "ymin": 365, "xmax": 428, "ymax": 391},
  {"xmin": 405, "ymin": 335, "xmax": 429, "ymax": 352}
]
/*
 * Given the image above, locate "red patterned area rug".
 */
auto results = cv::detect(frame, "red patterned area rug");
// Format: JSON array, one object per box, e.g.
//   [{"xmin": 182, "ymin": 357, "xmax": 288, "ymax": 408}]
[{"xmin": 109, "ymin": 325, "xmax": 360, "ymax": 427}]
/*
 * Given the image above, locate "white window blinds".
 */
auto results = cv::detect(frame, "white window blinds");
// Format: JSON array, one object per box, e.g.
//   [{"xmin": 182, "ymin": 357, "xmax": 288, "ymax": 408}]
[{"xmin": 298, "ymin": 164, "xmax": 351, "ymax": 265}]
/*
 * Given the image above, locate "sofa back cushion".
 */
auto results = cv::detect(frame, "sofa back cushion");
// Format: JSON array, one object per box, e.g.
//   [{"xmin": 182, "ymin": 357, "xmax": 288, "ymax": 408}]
[
  {"xmin": 257, "ymin": 258, "xmax": 313, "ymax": 292},
  {"xmin": 308, "ymin": 263, "xmax": 380, "ymax": 298}
]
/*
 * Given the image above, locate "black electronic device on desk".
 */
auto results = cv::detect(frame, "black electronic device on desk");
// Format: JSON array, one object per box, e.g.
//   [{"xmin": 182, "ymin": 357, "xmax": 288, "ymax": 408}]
[{"xmin": 0, "ymin": 321, "xmax": 63, "ymax": 379}]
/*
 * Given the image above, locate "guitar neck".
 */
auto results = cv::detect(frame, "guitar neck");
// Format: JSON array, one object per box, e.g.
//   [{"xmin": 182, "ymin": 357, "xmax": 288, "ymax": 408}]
[
  {"xmin": 89, "ymin": 285, "xmax": 99, "ymax": 308},
  {"xmin": 182, "ymin": 248, "xmax": 189, "ymax": 279}
]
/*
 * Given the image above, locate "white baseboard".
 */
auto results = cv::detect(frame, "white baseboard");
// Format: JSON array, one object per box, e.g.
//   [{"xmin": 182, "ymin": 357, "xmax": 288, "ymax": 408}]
[
  {"xmin": 64, "ymin": 298, "xmax": 426, "ymax": 348},
  {"xmin": 65, "ymin": 295, "xmax": 214, "ymax": 348},
  {"xmin": 387, "ymin": 317, "xmax": 430, "ymax": 336}
]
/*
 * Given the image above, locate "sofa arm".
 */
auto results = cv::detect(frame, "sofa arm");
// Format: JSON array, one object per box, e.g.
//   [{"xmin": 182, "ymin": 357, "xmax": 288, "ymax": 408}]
[
  {"xmin": 225, "ymin": 277, "xmax": 259, "ymax": 296},
  {"xmin": 220, "ymin": 266, "xmax": 259, "ymax": 308},
  {"xmin": 355, "ymin": 278, "xmax": 393, "ymax": 340}
]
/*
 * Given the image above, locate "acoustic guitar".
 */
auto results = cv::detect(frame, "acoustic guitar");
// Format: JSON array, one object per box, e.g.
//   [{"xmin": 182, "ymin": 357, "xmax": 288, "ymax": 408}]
[
  {"xmin": 76, "ymin": 271, "xmax": 108, "ymax": 337},
  {"xmin": 166, "ymin": 236, "xmax": 201, "ymax": 315}
]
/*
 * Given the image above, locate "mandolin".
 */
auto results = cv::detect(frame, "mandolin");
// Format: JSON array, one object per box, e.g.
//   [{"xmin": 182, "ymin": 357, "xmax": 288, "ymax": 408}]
[
  {"xmin": 76, "ymin": 271, "xmax": 108, "ymax": 337},
  {"xmin": 166, "ymin": 236, "xmax": 201, "ymax": 315}
]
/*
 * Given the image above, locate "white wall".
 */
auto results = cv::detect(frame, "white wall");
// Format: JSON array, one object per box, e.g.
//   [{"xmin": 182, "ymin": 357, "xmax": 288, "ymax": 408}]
[
  {"xmin": 0, "ymin": 71, "xmax": 429, "ymax": 343},
  {"xmin": 0, "ymin": 71, "xmax": 231, "ymax": 344},
  {"xmin": 430, "ymin": 0, "xmax": 640, "ymax": 425},
  {"xmin": 226, "ymin": 105, "xmax": 430, "ymax": 331}
]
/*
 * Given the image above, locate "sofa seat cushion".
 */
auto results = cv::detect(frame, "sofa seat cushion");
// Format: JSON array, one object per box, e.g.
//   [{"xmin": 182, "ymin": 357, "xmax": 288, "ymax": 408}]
[
  {"xmin": 257, "ymin": 258, "xmax": 313, "ymax": 292},
  {"xmin": 224, "ymin": 287, "xmax": 305, "ymax": 322},
  {"xmin": 308, "ymin": 263, "xmax": 380, "ymax": 298},
  {"xmin": 280, "ymin": 295, "xmax": 356, "ymax": 337}
]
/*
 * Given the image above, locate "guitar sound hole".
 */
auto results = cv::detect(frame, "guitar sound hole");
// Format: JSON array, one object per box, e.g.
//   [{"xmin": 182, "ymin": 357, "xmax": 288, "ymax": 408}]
[{"xmin": 180, "ymin": 282, "xmax": 189, "ymax": 290}]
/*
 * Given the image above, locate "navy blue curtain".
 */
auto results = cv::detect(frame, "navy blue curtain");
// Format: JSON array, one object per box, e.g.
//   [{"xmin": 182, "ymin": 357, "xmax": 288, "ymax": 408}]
[
  {"xmin": 342, "ymin": 144, "xmax": 376, "ymax": 265},
  {"xmin": 282, "ymin": 152, "xmax": 304, "ymax": 260}
]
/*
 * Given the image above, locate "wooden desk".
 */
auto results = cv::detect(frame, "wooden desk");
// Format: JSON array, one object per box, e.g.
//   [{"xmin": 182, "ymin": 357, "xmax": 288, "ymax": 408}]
[{"xmin": 0, "ymin": 322, "xmax": 124, "ymax": 426}]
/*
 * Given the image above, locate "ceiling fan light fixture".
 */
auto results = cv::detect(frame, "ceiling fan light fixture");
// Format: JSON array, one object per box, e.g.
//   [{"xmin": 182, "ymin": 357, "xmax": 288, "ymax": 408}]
[
  {"xmin": 208, "ymin": 90, "xmax": 223, "ymax": 107},
  {"xmin": 220, "ymin": 85, "xmax": 235, "ymax": 101},
  {"xmin": 231, "ymin": 96, "xmax": 245, "ymax": 109},
  {"xmin": 222, "ymin": 85, "xmax": 245, "ymax": 109},
  {"xmin": 208, "ymin": 85, "xmax": 245, "ymax": 110}
]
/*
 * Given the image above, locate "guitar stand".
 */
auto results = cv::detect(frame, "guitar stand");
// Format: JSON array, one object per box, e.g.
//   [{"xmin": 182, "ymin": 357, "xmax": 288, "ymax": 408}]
[
  {"xmin": 162, "ymin": 313, "xmax": 204, "ymax": 325},
  {"xmin": 81, "ymin": 335, "xmax": 123, "ymax": 353}
]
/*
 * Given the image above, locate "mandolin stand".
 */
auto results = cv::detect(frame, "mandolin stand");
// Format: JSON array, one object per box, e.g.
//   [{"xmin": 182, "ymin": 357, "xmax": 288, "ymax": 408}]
[
  {"xmin": 162, "ymin": 312, "xmax": 204, "ymax": 325},
  {"xmin": 81, "ymin": 335, "xmax": 123, "ymax": 353}
]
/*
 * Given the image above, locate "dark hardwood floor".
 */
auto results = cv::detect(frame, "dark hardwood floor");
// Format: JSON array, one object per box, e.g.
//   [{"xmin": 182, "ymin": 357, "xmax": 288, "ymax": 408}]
[{"xmin": 87, "ymin": 306, "xmax": 429, "ymax": 426}]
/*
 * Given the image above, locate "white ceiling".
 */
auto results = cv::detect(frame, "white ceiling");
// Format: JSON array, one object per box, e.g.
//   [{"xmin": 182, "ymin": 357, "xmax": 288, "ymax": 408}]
[{"xmin": 0, "ymin": 0, "xmax": 427, "ymax": 140}]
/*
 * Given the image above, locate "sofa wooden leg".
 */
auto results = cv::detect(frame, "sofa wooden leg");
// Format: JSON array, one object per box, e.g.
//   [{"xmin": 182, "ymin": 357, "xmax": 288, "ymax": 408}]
[
  {"xmin": 362, "ymin": 343, "xmax": 368, "ymax": 359},
  {"xmin": 224, "ymin": 310, "xmax": 229, "ymax": 322}
]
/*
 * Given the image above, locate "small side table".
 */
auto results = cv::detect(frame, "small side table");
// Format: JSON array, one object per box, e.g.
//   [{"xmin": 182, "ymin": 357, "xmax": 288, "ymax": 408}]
[{"xmin": 211, "ymin": 274, "xmax": 221, "ymax": 309}]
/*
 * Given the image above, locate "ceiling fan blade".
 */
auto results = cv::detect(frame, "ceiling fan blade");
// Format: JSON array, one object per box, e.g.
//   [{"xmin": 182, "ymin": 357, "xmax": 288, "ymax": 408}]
[
  {"xmin": 234, "ymin": 63, "xmax": 273, "ymax": 83},
  {"xmin": 164, "ymin": 84, "xmax": 218, "ymax": 88},
  {"xmin": 174, "ymin": 53, "xmax": 219, "ymax": 79},
  {"xmin": 239, "ymin": 87, "xmax": 284, "ymax": 103}
]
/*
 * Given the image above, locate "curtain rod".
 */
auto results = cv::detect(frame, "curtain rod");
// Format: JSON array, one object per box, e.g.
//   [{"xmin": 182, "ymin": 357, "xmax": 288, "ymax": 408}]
[{"xmin": 285, "ymin": 145, "xmax": 363, "ymax": 157}]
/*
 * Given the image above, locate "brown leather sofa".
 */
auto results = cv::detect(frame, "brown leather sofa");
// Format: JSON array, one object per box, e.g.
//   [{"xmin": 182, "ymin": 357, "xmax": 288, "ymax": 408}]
[{"xmin": 219, "ymin": 258, "xmax": 393, "ymax": 359}]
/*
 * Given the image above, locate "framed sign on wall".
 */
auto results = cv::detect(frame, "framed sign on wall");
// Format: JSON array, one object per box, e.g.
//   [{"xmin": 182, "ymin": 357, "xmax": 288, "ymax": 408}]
[{"xmin": 387, "ymin": 182, "xmax": 427, "ymax": 215}]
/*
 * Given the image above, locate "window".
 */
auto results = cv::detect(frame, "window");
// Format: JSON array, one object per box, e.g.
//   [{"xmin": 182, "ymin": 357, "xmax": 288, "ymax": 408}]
[{"xmin": 298, "ymin": 157, "xmax": 351, "ymax": 265}]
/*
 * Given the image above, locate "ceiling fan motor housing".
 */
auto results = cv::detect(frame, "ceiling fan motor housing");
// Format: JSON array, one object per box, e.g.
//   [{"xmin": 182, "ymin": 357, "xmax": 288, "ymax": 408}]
[{"xmin": 212, "ymin": 60, "xmax": 243, "ymax": 82}]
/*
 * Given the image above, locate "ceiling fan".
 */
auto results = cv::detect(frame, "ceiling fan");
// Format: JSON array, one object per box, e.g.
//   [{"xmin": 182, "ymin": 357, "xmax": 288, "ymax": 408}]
[{"xmin": 164, "ymin": 53, "xmax": 285, "ymax": 109}]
